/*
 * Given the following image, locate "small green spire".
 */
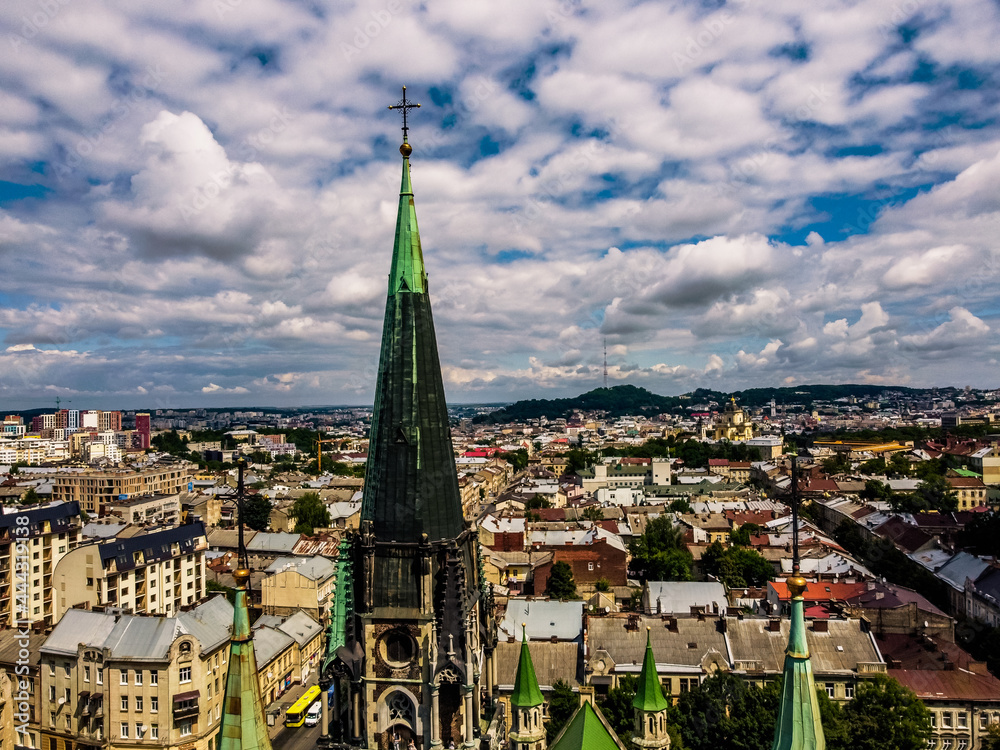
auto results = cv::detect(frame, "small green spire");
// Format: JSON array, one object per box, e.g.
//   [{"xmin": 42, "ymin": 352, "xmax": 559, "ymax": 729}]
[
  {"xmin": 771, "ymin": 583, "xmax": 825, "ymax": 750},
  {"xmin": 633, "ymin": 628, "xmax": 668, "ymax": 712},
  {"xmin": 217, "ymin": 582, "xmax": 273, "ymax": 750},
  {"xmin": 388, "ymin": 152, "xmax": 426, "ymax": 296},
  {"xmin": 511, "ymin": 624, "xmax": 544, "ymax": 708}
]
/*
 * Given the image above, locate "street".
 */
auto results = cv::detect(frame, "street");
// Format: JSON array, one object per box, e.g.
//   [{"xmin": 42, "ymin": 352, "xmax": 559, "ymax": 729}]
[{"xmin": 271, "ymin": 722, "xmax": 322, "ymax": 750}]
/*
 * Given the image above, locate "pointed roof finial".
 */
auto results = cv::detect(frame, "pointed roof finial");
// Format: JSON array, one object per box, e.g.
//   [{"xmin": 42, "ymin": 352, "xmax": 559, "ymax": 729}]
[
  {"xmin": 388, "ymin": 85, "xmax": 421, "ymax": 155},
  {"xmin": 633, "ymin": 626, "xmax": 668, "ymax": 712},
  {"xmin": 234, "ymin": 457, "xmax": 251, "ymax": 588},
  {"xmin": 511, "ymin": 623, "xmax": 543, "ymax": 708}
]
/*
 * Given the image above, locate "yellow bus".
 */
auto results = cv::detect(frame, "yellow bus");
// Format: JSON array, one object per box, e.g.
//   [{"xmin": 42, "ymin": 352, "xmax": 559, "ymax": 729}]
[{"xmin": 284, "ymin": 685, "xmax": 322, "ymax": 728}]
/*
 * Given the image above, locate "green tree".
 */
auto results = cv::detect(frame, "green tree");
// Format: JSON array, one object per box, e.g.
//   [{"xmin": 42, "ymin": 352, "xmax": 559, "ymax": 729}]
[
  {"xmin": 595, "ymin": 577, "xmax": 611, "ymax": 592},
  {"xmin": 840, "ymin": 675, "xmax": 931, "ymax": 750},
  {"xmin": 630, "ymin": 515, "xmax": 693, "ymax": 582},
  {"xmin": 888, "ymin": 452, "xmax": 911, "ymax": 475},
  {"xmin": 525, "ymin": 496, "xmax": 551, "ymax": 510},
  {"xmin": 597, "ymin": 674, "xmax": 637, "ymax": 746},
  {"xmin": 242, "ymin": 494, "xmax": 273, "ymax": 532},
  {"xmin": 822, "ymin": 453, "xmax": 851, "ymax": 475},
  {"xmin": 289, "ymin": 492, "xmax": 331, "ymax": 535},
  {"xmin": 21, "ymin": 487, "xmax": 40, "ymax": 504},
  {"xmin": 499, "ymin": 449, "xmax": 529, "ymax": 471},
  {"xmin": 669, "ymin": 498, "xmax": 693, "ymax": 513},
  {"xmin": 566, "ymin": 449, "xmax": 598, "ymax": 474},
  {"xmin": 545, "ymin": 561, "xmax": 578, "ymax": 600},
  {"xmin": 913, "ymin": 474, "xmax": 958, "ymax": 512},
  {"xmin": 545, "ymin": 679, "xmax": 578, "ymax": 743},
  {"xmin": 959, "ymin": 511, "xmax": 1000, "ymax": 556},
  {"xmin": 667, "ymin": 673, "xmax": 780, "ymax": 750},
  {"xmin": 702, "ymin": 542, "xmax": 772, "ymax": 587},
  {"xmin": 151, "ymin": 430, "xmax": 188, "ymax": 455},
  {"xmin": 862, "ymin": 479, "xmax": 891, "ymax": 502},
  {"xmin": 582, "ymin": 505, "xmax": 604, "ymax": 523},
  {"xmin": 858, "ymin": 457, "xmax": 887, "ymax": 475},
  {"xmin": 207, "ymin": 579, "xmax": 236, "ymax": 604}
]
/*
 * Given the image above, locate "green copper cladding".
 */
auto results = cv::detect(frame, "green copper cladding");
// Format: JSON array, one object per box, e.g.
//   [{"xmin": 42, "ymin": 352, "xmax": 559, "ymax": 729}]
[
  {"xmin": 321, "ymin": 539, "xmax": 354, "ymax": 675},
  {"xmin": 511, "ymin": 626, "xmax": 544, "ymax": 708},
  {"xmin": 550, "ymin": 701, "xmax": 625, "ymax": 750},
  {"xmin": 217, "ymin": 587, "xmax": 273, "ymax": 750},
  {"xmin": 633, "ymin": 629, "xmax": 669, "ymax": 712},
  {"xmin": 770, "ymin": 596, "xmax": 826, "ymax": 750},
  {"xmin": 361, "ymin": 142, "xmax": 465, "ymax": 546}
]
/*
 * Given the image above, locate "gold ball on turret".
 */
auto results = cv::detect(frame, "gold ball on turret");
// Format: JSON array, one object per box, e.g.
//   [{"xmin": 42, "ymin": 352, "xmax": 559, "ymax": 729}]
[
  {"xmin": 786, "ymin": 575, "xmax": 808, "ymax": 598},
  {"xmin": 400, "ymin": 142, "xmax": 412, "ymax": 157},
  {"xmin": 233, "ymin": 568, "xmax": 251, "ymax": 588}
]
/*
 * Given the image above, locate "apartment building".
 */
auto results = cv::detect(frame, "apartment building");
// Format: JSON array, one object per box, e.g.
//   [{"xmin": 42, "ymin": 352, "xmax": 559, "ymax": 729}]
[
  {"xmin": 0, "ymin": 438, "xmax": 71, "ymax": 466},
  {"xmin": 260, "ymin": 555, "xmax": 335, "ymax": 620},
  {"xmin": 52, "ymin": 523, "xmax": 208, "ymax": 619},
  {"xmin": 52, "ymin": 465, "xmax": 190, "ymax": 517},
  {"xmin": 104, "ymin": 494, "xmax": 181, "ymax": 526},
  {"xmin": 39, "ymin": 597, "xmax": 232, "ymax": 750},
  {"xmin": 0, "ymin": 502, "xmax": 82, "ymax": 627},
  {"xmin": 0, "ymin": 630, "xmax": 47, "ymax": 750}
]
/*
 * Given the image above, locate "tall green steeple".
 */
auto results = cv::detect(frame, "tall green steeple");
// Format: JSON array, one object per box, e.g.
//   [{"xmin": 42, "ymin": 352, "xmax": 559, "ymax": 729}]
[
  {"xmin": 218, "ymin": 463, "xmax": 272, "ymax": 750},
  {"xmin": 512, "ymin": 625, "xmax": 544, "ymax": 708},
  {"xmin": 771, "ymin": 458, "xmax": 825, "ymax": 750},
  {"xmin": 360, "ymin": 91, "xmax": 465, "ymax": 547},
  {"xmin": 633, "ymin": 628, "xmax": 668, "ymax": 713}
]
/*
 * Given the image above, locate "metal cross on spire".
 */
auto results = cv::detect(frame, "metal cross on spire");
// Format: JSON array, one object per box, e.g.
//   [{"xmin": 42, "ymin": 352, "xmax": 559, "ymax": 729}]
[
  {"xmin": 388, "ymin": 85, "xmax": 421, "ymax": 143},
  {"xmin": 790, "ymin": 453, "xmax": 801, "ymax": 574}
]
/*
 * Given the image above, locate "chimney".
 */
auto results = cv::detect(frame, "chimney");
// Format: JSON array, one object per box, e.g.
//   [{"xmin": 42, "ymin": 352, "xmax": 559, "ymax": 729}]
[
  {"xmin": 768, "ymin": 618, "xmax": 781, "ymax": 632},
  {"xmin": 666, "ymin": 617, "xmax": 678, "ymax": 633},
  {"xmin": 813, "ymin": 620, "xmax": 828, "ymax": 633}
]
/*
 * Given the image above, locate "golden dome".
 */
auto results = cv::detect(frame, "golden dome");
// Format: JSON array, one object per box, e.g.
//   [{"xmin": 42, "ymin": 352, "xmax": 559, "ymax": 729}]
[
  {"xmin": 786, "ymin": 575, "xmax": 808, "ymax": 598},
  {"xmin": 233, "ymin": 567, "xmax": 251, "ymax": 587}
]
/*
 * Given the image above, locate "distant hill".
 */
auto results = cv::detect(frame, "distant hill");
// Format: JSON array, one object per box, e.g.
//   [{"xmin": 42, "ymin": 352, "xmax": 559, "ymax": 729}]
[
  {"xmin": 472, "ymin": 385, "xmax": 683, "ymax": 424},
  {"xmin": 472, "ymin": 383, "xmax": 938, "ymax": 424}
]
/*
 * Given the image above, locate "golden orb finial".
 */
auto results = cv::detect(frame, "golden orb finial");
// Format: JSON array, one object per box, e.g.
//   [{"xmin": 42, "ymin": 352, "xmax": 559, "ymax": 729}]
[
  {"xmin": 400, "ymin": 142, "xmax": 412, "ymax": 157},
  {"xmin": 233, "ymin": 567, "xmax": 251, "ymax": 587},
  {"xmin": 786, "ymin": 574, "xmax": 808, "ymax": 598}
]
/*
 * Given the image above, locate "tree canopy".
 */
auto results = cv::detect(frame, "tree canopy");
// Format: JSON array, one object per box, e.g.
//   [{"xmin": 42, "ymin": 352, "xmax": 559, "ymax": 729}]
[
  {"xmin": 242, "ymin": 494, "xmax": 272, "ymax": 532},
  {"xmin": 544, "ymin": 680, "xmax": 578, "ymax": 743},
  {"xmin": 289, "ymin": 492, "xmax": 331, "ymax": 535},
  {"xmin": 545, "ymin": 561, "xmax": 578, "ymax": 600},
  {"xmin": 629, "ymin": 515, "xmax": 693, "ymax": 582}
]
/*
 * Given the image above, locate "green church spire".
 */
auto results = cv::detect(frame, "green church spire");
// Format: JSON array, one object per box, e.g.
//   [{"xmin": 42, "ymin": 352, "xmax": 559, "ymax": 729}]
[
  {"xmin": 361, "ymin": 87, "xmax": 466, "ymax": 549},
  {"xmin": 633, "ymin": 628, "xmax": 668, "ymax": 712},
  {"xmin": 771, "ymin": 457, "xmax": 825, "ymax": 750},
  {"xmin": 511, "ymin": 625, "xmax": 544, "ymax": 708}
]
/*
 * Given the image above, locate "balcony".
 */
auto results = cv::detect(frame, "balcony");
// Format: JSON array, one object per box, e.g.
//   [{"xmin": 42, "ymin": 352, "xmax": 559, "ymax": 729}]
[{"xmin": 172, "ymin": 691, "xmax": 200, "ymax": 719}]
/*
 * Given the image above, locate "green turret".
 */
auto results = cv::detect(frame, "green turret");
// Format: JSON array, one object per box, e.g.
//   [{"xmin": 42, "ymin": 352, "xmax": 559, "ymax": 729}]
[
  {"xmin": 631, "ymin": 628, "xmax": 670, "ymax": 749},
  {"xmin": 771, "ymin": 456, "xmax": 825, "ymax": 750},
  {"xmin": 216, "ymin": 568, "xmax": 272, "ymax": 750},
  {"xmin": 510, "ymin": 624, "xmax": 546, "ymax": 750}
]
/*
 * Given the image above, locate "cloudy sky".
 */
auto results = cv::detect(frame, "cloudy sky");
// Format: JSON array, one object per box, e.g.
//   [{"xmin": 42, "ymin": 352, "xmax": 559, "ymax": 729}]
[{"xmin": 2, "ymin": 0, "xmax": 1000, "ymax": 409}]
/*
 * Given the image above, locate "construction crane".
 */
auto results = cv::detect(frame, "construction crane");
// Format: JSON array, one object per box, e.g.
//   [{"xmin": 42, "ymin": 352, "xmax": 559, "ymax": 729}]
[
  {"xmin": 55, "ymin": 396, "xmax": 71, "ymax": 410},
  {"xmin": 314, "ymin": 437, "xmax": 338, "ymax": 473}
]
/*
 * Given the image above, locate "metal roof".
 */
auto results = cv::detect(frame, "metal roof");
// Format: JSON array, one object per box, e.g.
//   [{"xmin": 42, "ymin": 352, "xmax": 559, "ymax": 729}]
[
  {"xmin": 264, "ymin": 555, "xmax": 335, "ymax": 581},
  {"xmin": 645, "ymin": 582, "xmax": 727, "ymax": 615},
  {"xmin": 245, "ymin": 531, "xmax": 301, "ymax": 553},
  {"xmin": 498, "ymin": 599, "xmax": 584, "ymax": 642},
  {"xmin": 276, "ymin": 611, "xmax": 322, "ymax": 647},
  {"xmin": 251, "ymin": 626, "xmax": 294, "ymax": 669},
  {"xmin": 588, "ymin": 616, "xmax": 728, "ymax": 670},
  {"xmin": 495, "ymin": 640, "xmax": 580, "ymax": 691},
  {"xmin": 935, "ymin": 551, "xmax": 989, "ymax": 591}
]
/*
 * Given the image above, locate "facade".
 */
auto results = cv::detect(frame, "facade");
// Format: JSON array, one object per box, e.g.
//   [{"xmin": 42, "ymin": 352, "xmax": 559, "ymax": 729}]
[
  {"xmin": 0, "ymin": 630, "xmax": 46, "ymax": 750},
  {"xmin": 104, "ymin": 494, "xmax": 181, "ymax": 525},
  {"xmin": 52, "ymin": 465, "xmax": 189, "ymax": 517},
  {"xmin": 38, "ymin": 598, "xmax": 233, "ymax": 750},
  {"xmin": 578, "ymin": 459, "xmax": 671, "ymax": 495},
  {"xmin": 52, "ymin": 523, "xmax": 208, "ymax": 619},
  {"xmin": 0, "ymin": 502, "xmax": 82, "ymax": 627},
  {"xmin": 712, "ymin": 401, "xmax": 754, "ymax": 442},
  {"xmin": 317, "ymin": 125, "xmax": 496, "ymax": 750},
  {"xmin": 260, "ymin": 555, "xmax": 335, "ymax": 620}
]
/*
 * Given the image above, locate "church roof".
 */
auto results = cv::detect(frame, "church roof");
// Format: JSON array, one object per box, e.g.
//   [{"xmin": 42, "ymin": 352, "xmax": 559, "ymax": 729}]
[
  {"xmin": 217, "ymin": 584, "xmax": 272, "ymax": 750},
  {"xmin": 360, "ymin": 138, "xmax": 465, "ymax": 545},
  {"xmin": 550, "ymin": 701, "xmax": 625, "ymax": 750}
]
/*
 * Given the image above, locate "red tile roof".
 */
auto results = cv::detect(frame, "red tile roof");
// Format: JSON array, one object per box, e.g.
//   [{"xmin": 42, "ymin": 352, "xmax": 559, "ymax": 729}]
[
  {"xmin": 890, "ymin": 668, "xmax": 1000, "ymax": 702},
  {"xmin": 768, "ymin": 580, "xmax": 869, "ymax": 601}
]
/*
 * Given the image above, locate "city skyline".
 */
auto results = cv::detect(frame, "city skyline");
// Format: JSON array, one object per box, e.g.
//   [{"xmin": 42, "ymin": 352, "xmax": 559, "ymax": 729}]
[{"xmin": 2, "ymin": 0, "xmax": 1000, "ymax": 409}]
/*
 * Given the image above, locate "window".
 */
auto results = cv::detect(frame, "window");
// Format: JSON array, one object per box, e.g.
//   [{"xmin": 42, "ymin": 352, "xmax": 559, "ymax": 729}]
[
  {"xmin": 121, "ymin": 696, "xmax": 128, "ymax": 712},
  {"xmin": 63, "ymin": 664, "xmax": 70, "ymax": 678},
  {"xmin": 135, "ymin": 697, "xmax": 143, "ymax": 712},
  {"xmin": 48, "ymin": 663, "xmax": 55, "ymax": 677},
  {"xmin": 931, "ymin": 714, "xmax": 938, "ymax": 728},
  {"xmin": 943, "ymin": 713, "xmax": 953, "ymax": 729},
  {"xmin": 96, "ymin": 669, "xmax": 103, "ymax": 685},
  {"xmin": 844, "ymin": 684, "xmax": 855, "ymax": 699},
  {"xmin": 180, "ymin": 722, "xmax": 192, "ymax": 737},
  {"xmin": 958, "ymin": 741, "xmax": 968, "ymax": 750},
  {"xmin": 926, "ymin": 741, "xmax": 937, "ymax": 750},
  {"xmin": 825, "ymin": 683, "xmax": 835, "ymax": 698},
  {"xmin": 64, "ymin": 715, "xmax": 70, "ymax": 729},
  {"xmin": 587, "ymin": 562, "xmax": 594, "ymax": 571},
  {"xmin": 179, "ymin": 667, "xmax": 191, "ymax": 683},
  {"xmin": 149, "ymin": 670, "xmax": 158, "ymax": 686},
  {"xmin": 64, "ymin": 688, "xmax": 70, "ymax": 703},
  {"xmin": 135, "ymin": 672, "xmax": 142, "ymax": 686},
  {"xmin": 135, "ymin": 723, "xmax": 142, "ymax": 738},
  {"xmin": 958, "ymin": 713, "xmax": 967, "ymax": 729},
  {"xmin": 120, "ymin": 723, "xmax": 129, "ymax": 739},
  {"xmin": 942, "ymin": 740, "xmax": 952, "ymax": 750},
  {"xmin": 48, "ymin": 686, "xmax": 55, "ymax": 702},
  {"xmin": 150, "ymin": 725, "xmax": 158, "ymax": 740},
  {"xmin": 86, "ymin": 578, "xmax": 93, "ymax": 587},
  {"xmin": 981, "ymin": 715, "xmax": 989, "ymax": 730},
  {"xmin": 120, "ymin": 670, "xmax": 128, "ymax": 685},
  {"xmin": 150, "ymin": 696, "xmax": 158, "ymax": 713},
  {"xmin": 84, "ymin": 666, "xmax": 90, "ymax": 683}
]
